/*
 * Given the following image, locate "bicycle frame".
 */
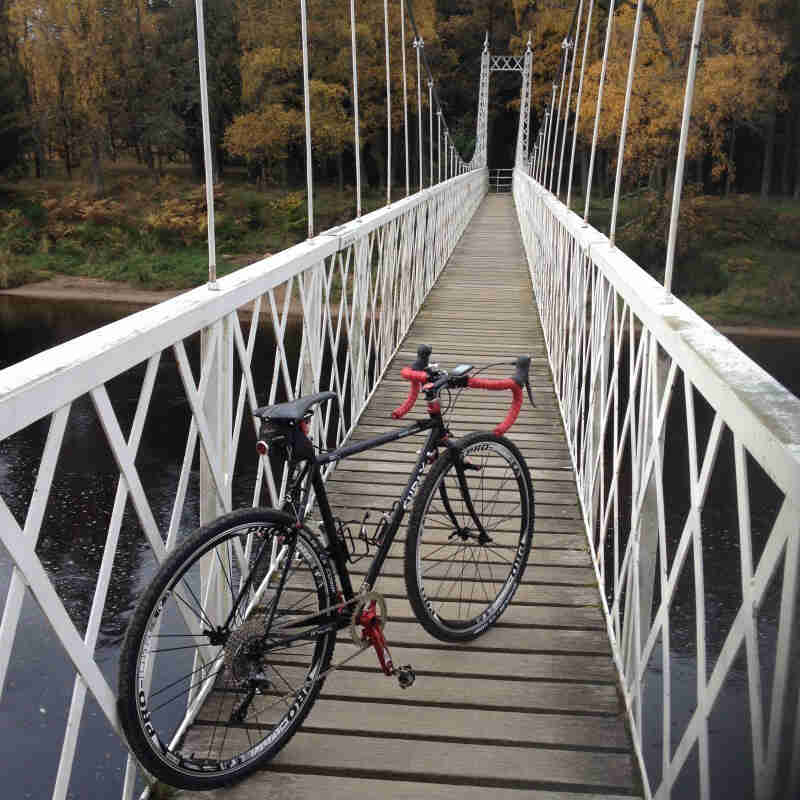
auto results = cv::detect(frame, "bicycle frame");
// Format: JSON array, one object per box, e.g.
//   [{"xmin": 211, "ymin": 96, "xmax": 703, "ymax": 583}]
[{"xmin": 314, "ymin": 416, "xmax": 443, "ymax": 601}]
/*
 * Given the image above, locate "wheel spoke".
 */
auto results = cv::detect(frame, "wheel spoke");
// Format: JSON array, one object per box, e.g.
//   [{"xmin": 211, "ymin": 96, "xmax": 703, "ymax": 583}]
[
  {"xmin": 410, "ymin": 436, "xmax": 533, "ymax": 638},
  {"xmin": 124, "ymin": 515, "xmax": 334, "ymax": 782}
]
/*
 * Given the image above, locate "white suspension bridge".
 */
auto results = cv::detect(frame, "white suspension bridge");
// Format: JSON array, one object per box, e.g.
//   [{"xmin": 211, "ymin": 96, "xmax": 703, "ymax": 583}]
[{"xmin": 0, "ymin": 1, "xmax": 799, "ymax": 799}]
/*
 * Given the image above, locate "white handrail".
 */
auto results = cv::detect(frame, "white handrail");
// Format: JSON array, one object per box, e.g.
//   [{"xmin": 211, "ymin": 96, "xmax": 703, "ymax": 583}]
[
  {"xmin": 0, "ymin": 168, "xmax": 488, "ymax": 800},
  {"xmin": 513, "ymin": 167, "xmax": 800, "ymax": 800}
]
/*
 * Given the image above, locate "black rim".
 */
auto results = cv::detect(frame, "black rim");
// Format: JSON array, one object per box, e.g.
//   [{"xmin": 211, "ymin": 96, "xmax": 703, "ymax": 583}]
[
  {"xmin": 415, "ymin": 440, "xmax": 530, "ymax": 633},
  {"xmin": 132, "ymin": 523, "xmax": 331, "ymax": 778}
]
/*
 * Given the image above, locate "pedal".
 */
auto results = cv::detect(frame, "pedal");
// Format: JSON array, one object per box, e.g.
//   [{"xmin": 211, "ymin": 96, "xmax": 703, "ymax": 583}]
[{"xmin": 396, "ymin": 664, "xmax": 416, "ymax": 689}]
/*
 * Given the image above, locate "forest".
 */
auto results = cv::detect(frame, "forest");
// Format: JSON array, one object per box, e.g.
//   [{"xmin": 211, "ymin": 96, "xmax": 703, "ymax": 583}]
[{"xmin": 0, "ymin": 0, "xmax": 798, "ymax": 324}]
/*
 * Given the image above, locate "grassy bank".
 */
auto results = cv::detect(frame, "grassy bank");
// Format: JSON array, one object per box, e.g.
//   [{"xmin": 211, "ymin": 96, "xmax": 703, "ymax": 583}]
[
  {"xmin": 0, "ymin": 160, "xmax": 385, "ymax": 292},
  {"xmin": 574, "ymin": 191, "xmax": 800, "ymax": 328},
  {"xmin": 2, "ymin": 161, "xmax": 799, "ymax": 328}
]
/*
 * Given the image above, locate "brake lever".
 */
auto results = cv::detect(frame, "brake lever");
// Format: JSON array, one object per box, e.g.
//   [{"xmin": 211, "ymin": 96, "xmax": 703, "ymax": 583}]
[{"xmin": 525, "ymin": 380, "xmax": 536, "ymax": 408}]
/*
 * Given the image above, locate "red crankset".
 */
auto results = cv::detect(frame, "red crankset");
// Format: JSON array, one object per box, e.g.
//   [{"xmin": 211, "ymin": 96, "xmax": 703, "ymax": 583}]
[{"xmin": 350, "ymin": 591, "xmax": 415, "ymax": 689}]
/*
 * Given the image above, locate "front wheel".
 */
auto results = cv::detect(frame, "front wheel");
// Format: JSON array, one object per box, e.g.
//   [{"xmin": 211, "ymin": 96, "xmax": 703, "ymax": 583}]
[
  {"xmin": 404, "ymin": 432, "xmax": 534, "ymax": 642},
  {"xmin": 118, "ymin": 508, "xmax": 336, "ymax": 790}
]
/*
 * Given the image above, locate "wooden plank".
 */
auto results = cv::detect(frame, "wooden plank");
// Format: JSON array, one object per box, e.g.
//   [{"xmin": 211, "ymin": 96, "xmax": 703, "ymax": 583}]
[
  {"xmin": 193, "ymin": 698, "xmax": 628, "ymax": 751},
  {"xmin": 218, "ymin": 732, "xmax": 636, "ymax": 791},
  {"xmin": 181, "ymin": 772, "xmax": 633, "ymax": 800}
]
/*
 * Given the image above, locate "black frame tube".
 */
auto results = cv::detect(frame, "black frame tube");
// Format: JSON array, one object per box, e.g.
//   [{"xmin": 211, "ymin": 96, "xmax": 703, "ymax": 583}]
[{"xmin": 312, "ymin": 416, "xmax": 445, "ymax": 600}]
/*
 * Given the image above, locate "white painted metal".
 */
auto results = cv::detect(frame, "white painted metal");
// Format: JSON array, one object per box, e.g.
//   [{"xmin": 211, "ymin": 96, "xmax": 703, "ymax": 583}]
[
  {"xmin": 514, "ymin": 40, "xmax": 533, "ymax": 168},
  {"xmin": 548, "ymin": 43, "xmax": 569, "ymax": 191},
  {"xmin": 489, "ymin": 55, "xmax": 525, "ymax": 72},
  {"xmin": 349, "ymin": 0, "xmax": 361, "ymax": 218},
  {"xmin": 428, "ymin": 80, "xmax": 433, "ymax": 186},
  {"xmin": 566, "ymin": 0, "xmax": 595, "ymax": 208},
  {"xmin": 193, "ymin": 0, "xmax": 217, "ymax": 287},
  {"xmin": 513, "ymin": 166, "xmax": 800, "ymax": 800},
  {"xmin": 557, "ymin": 0, "xmax": 583, "ymax": 198},
  {"xmin": 584, "ymin": 0, "xmax": 615, "ymax": 222},
  {"xmin": 401, "ymin": 0, "xmax": 409, "ymax": 196},
  {"xmin": 300, "ymin": 0, "xmax": 314, "ymax": 236},
  {"xmin": 664, "ymin": 0, "xmax": 705, "ymax": 294},
  {"xmin": 414, "ymin": 37, "xmax": 423, "ymax": 190},
  {"xmin": 384, "ymin": 0, "xmax": 391, "ymax": 204},
  {"xmin": 437, "ymin": 110, "xmax": 442, "ymax": 182},
  {"xmin": 0, "ymin": 168, "xmax": 487, "ymax": 800},
  {"xmin": 609, "ymin": 0, "xmax": 645, "ymax": 247}
]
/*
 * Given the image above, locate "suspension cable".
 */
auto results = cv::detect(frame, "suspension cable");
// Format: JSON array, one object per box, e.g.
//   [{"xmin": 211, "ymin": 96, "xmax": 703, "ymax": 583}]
[
  {"xmin": 384, "ymin": 0, "xmax": 392, "ymax": 205},
  {"xmin": 300, "ymin": 0, "xmax": 314, "ymax": 236},
  {"xmin": 401, "ymin": 0, "xmax": 410, "ymax": 196},
  {"xmin": 349, "ymin": 0, "xmax": 361, "ymax": 218}
]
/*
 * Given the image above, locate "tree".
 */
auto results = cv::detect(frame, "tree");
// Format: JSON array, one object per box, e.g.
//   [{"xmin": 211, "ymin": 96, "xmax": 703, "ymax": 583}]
[{"xmin": 0, "ymin": 0, "xmax": 29, "ymax": 174}]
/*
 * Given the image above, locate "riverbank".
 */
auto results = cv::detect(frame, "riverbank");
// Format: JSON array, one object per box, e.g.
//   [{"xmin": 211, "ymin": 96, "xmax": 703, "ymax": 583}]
[{"xmin": 2, "ymin": 274, "xmax": 799, "ymax": 339}]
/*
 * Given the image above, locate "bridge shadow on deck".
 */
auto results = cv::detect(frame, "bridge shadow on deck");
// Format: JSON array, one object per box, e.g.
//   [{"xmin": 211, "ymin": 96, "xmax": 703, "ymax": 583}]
[{"xmin": 179, "ymin": 194, "xmax": 639, "ymax": 800}]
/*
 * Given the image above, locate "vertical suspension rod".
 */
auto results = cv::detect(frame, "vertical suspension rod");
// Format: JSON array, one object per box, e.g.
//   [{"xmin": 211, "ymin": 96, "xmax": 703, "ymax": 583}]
[
  {"xmin": 609, "ymin": 0, "xmax": 645, "ymax": 247},
  {"xmin": 664, "ymin": 0, "xmax": 705, "ymax": 294},
  {"xmin": 557, "ymin": 0, "xmax": 585, "ymax": 198},
  {"xmin": 549, "ymin": 47, "xmax": 569, "ymax": 191},
  {"xmin": 437, "ymin": 111, "xmax": 442, "ymax": 183},
  {"xmin": 567, "ymin": 0, "xmax": 596, "ymax": 209},
  {"xmin": 350, "ymin": 0, "xmax": 361, "ymax": 218},
  {"xmin": 415, "ymin": 37, "xmax": 424, "ymax": 190},
  {"xmin": 384, "ymin": 0, "xmax": 391, "ymax": 205},
  {"xmin": 300, "ymin": 0, "xmax": 314, "ymax": 237},
  {"xmin": 584, "ymin": 0, "xmax": 616, "ymax": 223},
  {"xmin": 401, "ymin": 0, "xmax": 410, "ymax": 196},
  {"xmin": 429, "ymin": 81, "xmax": 434, "ymax": 186},
  {"xmin": 194, "ymin": 0, "xmax": 217, "ymax": 288}
]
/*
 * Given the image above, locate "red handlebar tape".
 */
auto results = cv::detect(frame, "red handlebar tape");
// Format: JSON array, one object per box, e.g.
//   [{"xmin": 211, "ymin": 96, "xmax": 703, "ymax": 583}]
[
  {"xmin": 467, "ymin": 377, "xmax": 523, "ymax": 435},
  {"xmin": 391, "ymin": 367, "xmax": 429, "ymax": 419},
  {"xmin": 392, "ymin": 368, "xmax": 523, "ymax": 434}
]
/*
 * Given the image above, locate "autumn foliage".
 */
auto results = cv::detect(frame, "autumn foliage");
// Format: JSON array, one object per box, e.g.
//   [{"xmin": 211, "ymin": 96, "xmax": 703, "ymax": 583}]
[{"xmin": 0, "ymin": 0, "xmax": 797, "ymax": 199}]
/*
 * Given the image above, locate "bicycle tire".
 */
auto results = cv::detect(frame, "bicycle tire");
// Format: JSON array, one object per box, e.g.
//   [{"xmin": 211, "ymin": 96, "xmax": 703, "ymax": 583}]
[
  {"xmin": 404, "ymin": 432, "xmax": 534, "ymax": 642},
  {"xmin": 118, "ymin": 508, "xmax": 336, "ymax": 789}
]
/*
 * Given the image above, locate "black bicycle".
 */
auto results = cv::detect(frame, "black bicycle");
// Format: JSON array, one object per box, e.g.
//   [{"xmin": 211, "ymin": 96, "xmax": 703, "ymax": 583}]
[{"xmin": 118, "ymin": 344, "xmax": 536, "ymax": 789}]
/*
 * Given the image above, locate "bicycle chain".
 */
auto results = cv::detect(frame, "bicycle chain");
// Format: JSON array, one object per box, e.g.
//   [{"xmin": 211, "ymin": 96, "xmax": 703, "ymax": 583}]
[{"xmin": 248, "ymin": 588, "xmax": 387, "ymax": 688}]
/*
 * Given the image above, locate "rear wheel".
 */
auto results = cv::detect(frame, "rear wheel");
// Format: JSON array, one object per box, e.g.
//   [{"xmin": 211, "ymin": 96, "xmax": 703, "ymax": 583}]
[
  {"xmin": 118, "ymin": 508, "xmax": 336, "ymax": 789},
  {"xmin": 404, "ymin": 433, "xmax": 534, "ymax": 641}
]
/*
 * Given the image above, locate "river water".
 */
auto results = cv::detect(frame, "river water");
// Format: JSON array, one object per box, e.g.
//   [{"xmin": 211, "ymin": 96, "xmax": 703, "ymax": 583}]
[{"xmin": 0, "ymin": 295, "xmax": 798, "ymax": 798}]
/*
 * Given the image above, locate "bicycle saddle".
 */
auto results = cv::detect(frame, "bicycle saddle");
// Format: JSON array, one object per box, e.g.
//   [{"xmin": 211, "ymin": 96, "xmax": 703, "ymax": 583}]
[{"xmin": 254, "ymin": 391, "xmax": 337, "ymax": 422}]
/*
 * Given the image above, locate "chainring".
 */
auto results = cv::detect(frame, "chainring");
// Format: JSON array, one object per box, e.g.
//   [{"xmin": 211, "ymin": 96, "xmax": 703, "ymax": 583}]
[{"xmin": 349, "ymin": 590, "xmax": 388, "ymax": 645}]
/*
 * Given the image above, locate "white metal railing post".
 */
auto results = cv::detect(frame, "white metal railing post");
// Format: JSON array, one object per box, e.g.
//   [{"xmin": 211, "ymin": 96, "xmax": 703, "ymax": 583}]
[{"xmin": 664, "ymin": 0, "xmax": 705, "ymax": 294}]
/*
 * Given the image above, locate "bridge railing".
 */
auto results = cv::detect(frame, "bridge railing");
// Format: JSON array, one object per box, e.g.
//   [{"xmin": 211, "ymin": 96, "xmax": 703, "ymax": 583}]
[
  {"xmin": 0, "ymin": 168, "xmax": 487, "ymax": 800},
  {"xmin": 488, "ymin": 169, "xmax": 514, "ymax": 193},
  {"xmin": 514, "ymin": 167, "xmax": 800, "ymax": 800}
]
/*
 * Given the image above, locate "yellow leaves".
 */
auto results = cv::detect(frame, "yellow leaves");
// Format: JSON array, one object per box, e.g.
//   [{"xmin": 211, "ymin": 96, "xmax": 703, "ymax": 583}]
[
  {"xmin": 563, "ymin": 1, "xmax": 789, "ymax": 184},
  {"xmin": 224, "ymin": 105, "xmax": 305, "ymax": 161}
]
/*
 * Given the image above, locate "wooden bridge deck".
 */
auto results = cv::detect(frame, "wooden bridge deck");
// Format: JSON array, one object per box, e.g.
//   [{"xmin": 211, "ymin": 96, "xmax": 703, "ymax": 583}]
[{"xmin": 181, "ymin": 194, "xmax": 638, "ymax": 799}]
